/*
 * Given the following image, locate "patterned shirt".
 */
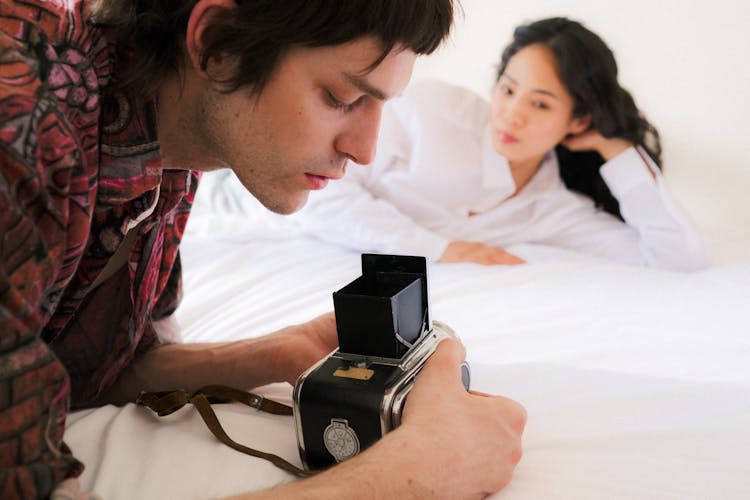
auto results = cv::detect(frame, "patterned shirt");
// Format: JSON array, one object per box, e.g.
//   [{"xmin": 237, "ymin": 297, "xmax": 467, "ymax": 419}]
[{"xmin": 0, "ymin": 1, "xmax": 199, "ymax": 497}]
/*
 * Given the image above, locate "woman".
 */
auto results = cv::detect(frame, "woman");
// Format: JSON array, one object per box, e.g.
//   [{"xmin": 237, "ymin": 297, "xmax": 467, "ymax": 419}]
[{"xmin": 295, "ymin": 17, "xmax": 708, "ymax": 271}]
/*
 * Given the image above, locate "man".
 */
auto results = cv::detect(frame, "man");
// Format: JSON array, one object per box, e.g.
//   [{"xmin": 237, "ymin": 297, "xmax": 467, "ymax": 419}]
[{"xmin": 0, "ymin": 0, "xmax": 526, "ymax": 498}]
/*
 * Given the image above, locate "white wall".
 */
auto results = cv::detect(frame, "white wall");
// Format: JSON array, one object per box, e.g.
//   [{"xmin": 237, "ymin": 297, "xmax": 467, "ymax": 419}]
[{"xmin": 413, "ymin": 0, "xmax": 750, "ymax": 264}]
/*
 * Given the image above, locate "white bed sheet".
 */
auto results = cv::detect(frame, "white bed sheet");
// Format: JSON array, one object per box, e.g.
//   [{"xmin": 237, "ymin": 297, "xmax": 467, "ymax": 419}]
[{"xmin": 65, "ymin": 225, "xmax": 750, "ymax": 499}]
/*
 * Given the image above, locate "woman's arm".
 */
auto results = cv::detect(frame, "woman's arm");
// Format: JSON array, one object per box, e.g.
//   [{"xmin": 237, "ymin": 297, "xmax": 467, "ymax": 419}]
[
  {"xmin": 297, "ymin": 89, "xmax": 456, "ymax": 261},
  {"xmin": 301, "ymin": 80, "xmax": 529, "ymax": 265},
  {"xmin": 597, "ymin": 146, "xmax": 709, "ymax": 270},
  {"xmin": 556, "ymin": 131, "xmax": 709, "ymax": 270},
  {"xmin": 298, "ymin": 166, "xmax": 451, "ymax": 261}
]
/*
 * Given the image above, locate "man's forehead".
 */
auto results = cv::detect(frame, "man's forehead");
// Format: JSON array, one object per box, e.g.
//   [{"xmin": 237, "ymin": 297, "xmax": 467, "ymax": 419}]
[
  {"xmin": 282, "ymin": 38, "xmax": 415, "ymax": 99},
  {"xmin": 339, "ymin": 43, "xmax": 415, "ymax": 99},
  {"xmin": 343, "ymin": 72, "xmax": 388, "ymax": 101}
]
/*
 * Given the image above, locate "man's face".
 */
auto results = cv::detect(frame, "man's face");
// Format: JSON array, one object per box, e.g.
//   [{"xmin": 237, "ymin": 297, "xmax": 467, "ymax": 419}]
[{"xmin": 195, "ymin": 38, "xmax": 417, "ymax": 214}]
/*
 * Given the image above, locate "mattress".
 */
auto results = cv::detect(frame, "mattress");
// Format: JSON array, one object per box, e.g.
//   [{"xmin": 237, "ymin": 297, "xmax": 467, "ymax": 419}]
[{"xmin": 64, "ymin": 211, "xmax": 750, "ymax": 499}]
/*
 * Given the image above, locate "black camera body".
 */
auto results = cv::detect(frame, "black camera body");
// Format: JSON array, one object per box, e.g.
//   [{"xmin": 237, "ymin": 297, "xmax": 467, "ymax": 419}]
[{"xmin": 293, "ymin": 254, "xmax": 469, "ymax": 470}]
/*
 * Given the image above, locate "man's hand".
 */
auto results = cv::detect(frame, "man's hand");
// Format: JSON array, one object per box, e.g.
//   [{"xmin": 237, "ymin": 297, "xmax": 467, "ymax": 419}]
[
  {"xmin": 398, "ymin": 339, "xmax": 527, "ymax": 497},
  {"xmin": 439, "ymin": 241, "xmax": 526, "ymax": 265},
  {"xmin": 51, "ymin": 478, "xmax": 101, "ymax": 500},
  {"xmin": 273, "ymin": 311, "xmax": 339, "ymax": 385},
  {"xmin": 226, "ymin": 338, "xmax": 526, "ymax": 500}
]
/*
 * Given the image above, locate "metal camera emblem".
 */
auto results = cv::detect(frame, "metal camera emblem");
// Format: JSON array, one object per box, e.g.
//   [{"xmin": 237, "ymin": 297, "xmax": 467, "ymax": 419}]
[
  {"xmin": 323, "ymin": 418, "xmax": 360, "ymax": 462},
  {"xmin": 293, "ymin": 254, "xmax": 470, "ymax": 471}
]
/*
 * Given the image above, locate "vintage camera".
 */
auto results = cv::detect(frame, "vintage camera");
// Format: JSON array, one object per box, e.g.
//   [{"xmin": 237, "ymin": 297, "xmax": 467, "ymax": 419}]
[{"xmin": 293, "ymin": 254, "xmax": 470, "ymax": 470}]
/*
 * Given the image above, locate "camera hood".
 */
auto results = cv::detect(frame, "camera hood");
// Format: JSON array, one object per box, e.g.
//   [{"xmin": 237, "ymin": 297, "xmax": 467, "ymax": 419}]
[{"xmin": 333, "ymin": 254, "xmax": 431, "ymax": 359}]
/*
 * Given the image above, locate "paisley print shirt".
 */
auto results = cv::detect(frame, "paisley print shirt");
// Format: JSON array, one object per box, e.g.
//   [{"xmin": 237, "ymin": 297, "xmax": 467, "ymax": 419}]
[{"xmin": 0, "ymin": 1, "xmax": 199, "ymax": 497}]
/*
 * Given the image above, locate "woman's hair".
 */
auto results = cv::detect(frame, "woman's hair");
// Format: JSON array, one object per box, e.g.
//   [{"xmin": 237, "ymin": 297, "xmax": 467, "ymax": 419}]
[
  {"xmin": 91, "ymin": 0, "xmax": 455, "ymax": 97},
  {"xmin": 497, "ymin": 17, "xmax": 661, "ymax": 219}
]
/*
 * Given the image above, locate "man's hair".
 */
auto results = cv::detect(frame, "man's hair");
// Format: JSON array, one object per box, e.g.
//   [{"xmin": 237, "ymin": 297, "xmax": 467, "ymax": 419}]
[{"xmin": 92, "ymin": 0, "xmax": 455, "ymax": 96}]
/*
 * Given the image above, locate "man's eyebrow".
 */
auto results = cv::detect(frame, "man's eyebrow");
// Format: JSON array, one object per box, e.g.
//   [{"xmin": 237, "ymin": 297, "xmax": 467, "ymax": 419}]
[
  {"xmin": 501, "ymin": 73, "xmax": 560, "ymax": 100},
  {"xmin": 344, "ymin": 73, "xmax": 388, "ymax": 101}
]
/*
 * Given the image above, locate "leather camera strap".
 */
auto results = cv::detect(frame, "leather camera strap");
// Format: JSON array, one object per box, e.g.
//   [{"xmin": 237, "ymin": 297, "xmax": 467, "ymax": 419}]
[{"xmin": 136, "ymin": 384, "xmax": 317, "ymax": 477}]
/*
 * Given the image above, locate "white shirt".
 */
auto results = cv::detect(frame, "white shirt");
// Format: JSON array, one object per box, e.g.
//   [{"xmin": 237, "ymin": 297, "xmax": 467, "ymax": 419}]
[{"xmin": 295, "ymin": 80, "xmax": 709, "ymax": 271}]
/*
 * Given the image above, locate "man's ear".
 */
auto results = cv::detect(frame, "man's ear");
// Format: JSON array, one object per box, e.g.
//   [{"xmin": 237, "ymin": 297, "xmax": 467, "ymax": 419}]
[
  {"xmin": 185, "ymin": 0, "xmax": 236, "ymax": 77},
  {"xmin": 568, "ymin": 114, "xmax": 592, "ymax": 135}
]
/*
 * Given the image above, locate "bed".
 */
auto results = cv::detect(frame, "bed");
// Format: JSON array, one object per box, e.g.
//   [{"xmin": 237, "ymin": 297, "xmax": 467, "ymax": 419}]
[{"xmin": 63, "ymin": 176, "xmax": 750, "ymax": 499}]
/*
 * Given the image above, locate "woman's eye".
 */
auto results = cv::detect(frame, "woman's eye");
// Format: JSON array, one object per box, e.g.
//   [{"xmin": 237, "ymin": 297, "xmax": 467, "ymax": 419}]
[
  {"xmin": 325, "ymin": 90, "xmax": 356, "ymax": 112},
  {"xmin": 500, "ymin": 86, "xmax": 513, "ymax": 96},
  {"xmin": 532, "ymin": 100, "xmax": 550, "ymax": 110}
]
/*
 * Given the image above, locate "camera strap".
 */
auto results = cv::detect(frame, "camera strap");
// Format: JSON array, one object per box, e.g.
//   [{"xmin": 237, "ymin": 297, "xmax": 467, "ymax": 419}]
[{"xmin": 136, "ymin": 384, "xmax": 317, "ymax": 478}]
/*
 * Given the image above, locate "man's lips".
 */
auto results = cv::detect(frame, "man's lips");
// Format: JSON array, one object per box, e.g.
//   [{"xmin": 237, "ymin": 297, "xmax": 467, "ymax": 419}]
[
  {"xmin": 305, "ymin": 169, "xmax": 345, "ymax": 190},
  {"xmin": 305, "ymin": 173, "xmax": 330, "ymax": 190}
]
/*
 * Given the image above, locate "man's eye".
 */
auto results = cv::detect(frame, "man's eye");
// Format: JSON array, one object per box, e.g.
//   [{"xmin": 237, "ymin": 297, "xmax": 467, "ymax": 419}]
[{"xmin": 325, "ymin": 90, "xmax": 356, "ymax": 112}]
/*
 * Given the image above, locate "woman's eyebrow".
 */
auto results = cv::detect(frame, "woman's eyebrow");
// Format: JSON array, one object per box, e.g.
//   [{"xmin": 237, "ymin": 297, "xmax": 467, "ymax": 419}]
[
  {"xmin": 502, "ymin": 73, "xmax": 560, "ymax": 100},
  {"xmin": 531, "ymin": 88, "xmax": 559, "ymax": 99}
]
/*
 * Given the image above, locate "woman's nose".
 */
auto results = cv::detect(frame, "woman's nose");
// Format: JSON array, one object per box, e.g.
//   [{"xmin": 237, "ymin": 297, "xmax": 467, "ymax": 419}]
[{"xmin": 503, "ymin": 100, "xmax": 525, "ymax": 128}]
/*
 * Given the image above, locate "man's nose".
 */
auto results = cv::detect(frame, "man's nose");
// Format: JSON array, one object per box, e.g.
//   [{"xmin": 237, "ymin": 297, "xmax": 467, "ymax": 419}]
[{"xmin": 335, "ymin": 106, "xmax": 382, "ymax": 165}]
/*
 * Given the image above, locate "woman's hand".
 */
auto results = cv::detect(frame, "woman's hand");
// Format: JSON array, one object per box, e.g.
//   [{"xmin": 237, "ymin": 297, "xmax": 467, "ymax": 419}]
[
  {"xmin": 562, "ymin": 129, "xmax": 633, "ymax": 161},
  {"xmin": 439, "ymin": 241, "xmax": 526, "ymax": 265}
]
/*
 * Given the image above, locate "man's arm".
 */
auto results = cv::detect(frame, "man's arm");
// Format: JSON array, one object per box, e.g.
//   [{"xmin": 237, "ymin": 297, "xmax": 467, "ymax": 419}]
[
  {"xmin": 104, "ymin": 319, "xmax": 525, "ymax": 498},
  {"xmin": 225, "ymin": 339, "xmax": 526, "ymax": 499},
  {"xmin": 99, "ymin": 312, "xmax": 339, "ymax": 405}
]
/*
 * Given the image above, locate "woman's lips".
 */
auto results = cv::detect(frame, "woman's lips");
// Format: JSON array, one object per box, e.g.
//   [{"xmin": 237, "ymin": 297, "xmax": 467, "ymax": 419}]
[{"xmin": 498, "ymin": 131, "xmax": 518, "ymax": 144}]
